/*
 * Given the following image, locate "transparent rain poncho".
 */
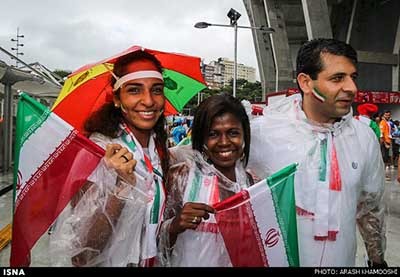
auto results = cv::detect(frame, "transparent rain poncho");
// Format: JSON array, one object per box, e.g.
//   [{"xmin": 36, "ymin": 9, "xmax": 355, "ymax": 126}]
[
  {"xmin": 247, "ymin": 94, "xmax": 386, "ymax": 266},
  {"xmin": 48, "ymin": 158, "xmax": 154, "ymax": 267},
  {"xmin": 158, "ymin": 148, "xmax": 253, "ymax": 267}
]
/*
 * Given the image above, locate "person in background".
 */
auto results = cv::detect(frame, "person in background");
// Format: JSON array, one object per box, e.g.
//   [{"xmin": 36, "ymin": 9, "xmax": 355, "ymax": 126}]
[
  {"xmin": 158, "ymin": 93, "xmax": 253, "ymax": 266},
  {"xmin": 380, "ymin": 110, "xmax": 392, "ymax": 172},
  {"xmin": 396, "ymin": 132, "xmax": 400, "ymax": 182},
  {"xmin": 171, "ymin": 119, "xmax": 187, "ymax": 145},
  {"xmin": 374, "ymin": 113, "xmax": 382, "ymax": 126},
  {"xmin": 354, "ymin": 103, "xmax": 380, "ymax": 139},
  {"xmin": 391, "ymin": 120, "xmax": 400, "ymax": 169},
  {"xmin": 248, "ymin": 38, "xmax": 386, "ymax": 267},
  {"xmin": 50, "ymin": 50, "xmax": 169, "ymax": 267}
]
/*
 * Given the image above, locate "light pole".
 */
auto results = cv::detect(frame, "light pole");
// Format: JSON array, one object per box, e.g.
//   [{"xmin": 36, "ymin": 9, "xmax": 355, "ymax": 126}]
[
  {"xmin": 195, "ymin": 8, "xmax": 274, "ymax": 98},
  {"xmin": 11, "ymin": 27, "xmax": 24, "ymax": 68}
]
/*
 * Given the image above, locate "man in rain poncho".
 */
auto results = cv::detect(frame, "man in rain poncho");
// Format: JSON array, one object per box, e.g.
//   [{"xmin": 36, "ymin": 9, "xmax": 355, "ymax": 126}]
[{"xmin": 248, "ymin": 38, "xmax": 386, "ymax": 267}]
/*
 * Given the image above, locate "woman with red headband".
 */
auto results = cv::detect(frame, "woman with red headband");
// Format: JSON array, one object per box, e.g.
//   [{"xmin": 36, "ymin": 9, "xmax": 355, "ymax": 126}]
[{"xmin": 50, "ymin": 50, "xmax": 169, "ymax": 267}]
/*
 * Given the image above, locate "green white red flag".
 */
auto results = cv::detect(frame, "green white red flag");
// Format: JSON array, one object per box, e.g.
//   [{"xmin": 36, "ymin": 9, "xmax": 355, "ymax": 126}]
[
  {"xmin": 213, "ymin": 163, "xmax": 299, "ymax": 267},
  {"xmin": 10, "ymin": 93, "xmax": 105, "ymax": 266}
]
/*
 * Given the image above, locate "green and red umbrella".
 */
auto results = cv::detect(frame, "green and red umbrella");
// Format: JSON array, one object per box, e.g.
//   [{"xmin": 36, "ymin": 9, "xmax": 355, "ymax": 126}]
[{"xmin": 52, "ymin": 45, "xmax": 206, "ymax": 134}]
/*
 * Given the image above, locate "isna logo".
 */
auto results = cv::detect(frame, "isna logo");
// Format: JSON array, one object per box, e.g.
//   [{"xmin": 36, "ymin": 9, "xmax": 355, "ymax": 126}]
[{"xmin": 2, "ymin": 269, "xmax": 25, "ymax": 276}]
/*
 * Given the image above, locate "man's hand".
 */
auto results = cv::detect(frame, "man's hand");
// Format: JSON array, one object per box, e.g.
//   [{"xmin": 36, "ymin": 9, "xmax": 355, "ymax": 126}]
[{"xmin": 368, "ymin": 260, "xmax": 388, "ymax": 268}]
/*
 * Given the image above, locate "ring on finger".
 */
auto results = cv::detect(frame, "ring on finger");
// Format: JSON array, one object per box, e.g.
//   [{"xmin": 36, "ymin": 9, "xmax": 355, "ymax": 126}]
[{"xmin": 191, "ymin": 216, "xmax": 198, "ymax": 224}]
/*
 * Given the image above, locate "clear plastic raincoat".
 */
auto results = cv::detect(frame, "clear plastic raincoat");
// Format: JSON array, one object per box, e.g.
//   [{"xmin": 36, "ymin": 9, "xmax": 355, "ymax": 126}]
[
  {"xmin": 248, "ymin": 94, "xmax": 386, "ymax": 266},
  {"xmin": 49, "ymin": 130, "xmax": 165, "ymax": 267},
  {"xmin": 158, "ymin": 148, "xmax": 253, "ymax": 267}
]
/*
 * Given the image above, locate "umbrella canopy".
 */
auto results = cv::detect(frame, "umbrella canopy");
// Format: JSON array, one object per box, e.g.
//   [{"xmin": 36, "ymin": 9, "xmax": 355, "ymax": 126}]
[{"xmin": 52, "ymin": 45, "xmax": 206, "ymax": 133}]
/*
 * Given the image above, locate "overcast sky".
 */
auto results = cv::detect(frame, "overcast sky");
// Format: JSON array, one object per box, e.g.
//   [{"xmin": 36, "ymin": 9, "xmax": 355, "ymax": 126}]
[{"xmin": 0, "ymin": 0, "xmax": 260, "ymax": 79}]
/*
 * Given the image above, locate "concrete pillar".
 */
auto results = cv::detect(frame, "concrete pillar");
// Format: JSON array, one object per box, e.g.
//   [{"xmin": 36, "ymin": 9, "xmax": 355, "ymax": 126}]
[
  {"xmin": 301, "ymin": 0, "xmax": 332, "ymax": 39},
  {"xmin": 244, "ymin": 0, "xmax": 294, "ymax": 99},
  {"xmin": 243, "ymin": 0, "xmax": 275, "ymax": 100},
  {"xmin": 264, "ymin": 0, "xmax": 295, "ymax": 91},
  {"xmin": 393, "ymin": 16, "xmax": 400, "ymax": 91}
]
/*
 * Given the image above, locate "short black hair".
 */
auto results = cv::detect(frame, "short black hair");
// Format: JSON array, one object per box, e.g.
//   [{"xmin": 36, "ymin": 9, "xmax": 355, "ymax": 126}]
[
  {"xmin": 191, "ymin": 93, "xmax": 251, "ymax": 166},
  {"xmin": 296, "ymin": 38, "xmax": 357, "ymax": 80}
]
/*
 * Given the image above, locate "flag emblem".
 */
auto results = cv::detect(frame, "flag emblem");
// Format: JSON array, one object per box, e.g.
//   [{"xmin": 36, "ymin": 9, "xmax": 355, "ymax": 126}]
[
  {"xmin": 214, "ymin": 163, "xmax": 299, "ymax": 267},
  {"xmin": 265, "ymin": 228, "xmax": 280, "ymax": 248}
]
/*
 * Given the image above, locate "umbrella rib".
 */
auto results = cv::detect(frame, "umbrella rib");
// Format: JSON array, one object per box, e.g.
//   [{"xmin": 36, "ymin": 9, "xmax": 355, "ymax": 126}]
[{"xmin": 102, "ymin": 63, "xmax": 118, "ymax": 80}]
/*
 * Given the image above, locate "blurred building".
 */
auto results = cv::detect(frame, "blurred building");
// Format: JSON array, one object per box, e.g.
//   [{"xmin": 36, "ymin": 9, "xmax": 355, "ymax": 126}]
[{"xmin": 202, "ymin": 58, "xmax": 256, "ymax": 89}]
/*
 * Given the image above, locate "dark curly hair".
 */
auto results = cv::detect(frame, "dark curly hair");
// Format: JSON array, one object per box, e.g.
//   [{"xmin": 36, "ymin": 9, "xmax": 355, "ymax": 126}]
[
  {"xmin": 191, "ymin": 93, "xmax": 251, "ymax": 166},
  {"xmin": 84, "ymin": 50, "xmax": 169, "ymax": 176}
]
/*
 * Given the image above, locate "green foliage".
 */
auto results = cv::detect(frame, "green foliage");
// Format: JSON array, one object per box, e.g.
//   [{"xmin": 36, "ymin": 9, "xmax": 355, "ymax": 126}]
[
  {"xmin": 53, "ymin": 69, "xmax": 72, "ymax": 79},
  {"xmin": 234, "ymin": 79, "xmax": 263, "ymax": 102},
  {"xmin": 183, "ymin": 87, "xmax": 217, "ymax": 115}
]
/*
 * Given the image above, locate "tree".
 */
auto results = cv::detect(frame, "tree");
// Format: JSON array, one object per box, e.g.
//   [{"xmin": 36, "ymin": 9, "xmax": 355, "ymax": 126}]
[
  {"xmin": 223, "ymin": 79, "xmax": 262, "ymax": 102},
  {"xmin": 53, "ymin": 69, "xmax": 72, "ymax": 80},
  {"xmin": 183, "ymin": 87, "xmax": 217, "ymax": 115}
]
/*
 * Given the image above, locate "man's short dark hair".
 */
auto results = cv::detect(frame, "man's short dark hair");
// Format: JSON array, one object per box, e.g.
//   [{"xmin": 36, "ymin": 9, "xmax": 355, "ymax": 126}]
[{"xmin": 296, "ymin": 38, "xmax": 357, "ymax": 80}]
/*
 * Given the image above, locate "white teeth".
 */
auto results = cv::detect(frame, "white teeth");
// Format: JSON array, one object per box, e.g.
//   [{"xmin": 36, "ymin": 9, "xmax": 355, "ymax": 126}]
[
  {"xmin": 219, "ymin": 151, "xmax": 232, "ymax": 157},
  {"xmin": 139, "ymin": 111, "xmax": 154, "ymax": 115}
]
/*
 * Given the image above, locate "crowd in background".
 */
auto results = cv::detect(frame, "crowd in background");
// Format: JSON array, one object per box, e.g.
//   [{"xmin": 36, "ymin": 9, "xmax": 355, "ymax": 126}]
[
  {"xmin": 376, "ymin": 110, "xmax": 400, "ymax": 180},
  {"xmin": 166, "ymin": 115, "xmax": 193, "ymax": 147},
  {"xmin": 355, "ymin": 104, "xmax": 400, "ymax": 181}
]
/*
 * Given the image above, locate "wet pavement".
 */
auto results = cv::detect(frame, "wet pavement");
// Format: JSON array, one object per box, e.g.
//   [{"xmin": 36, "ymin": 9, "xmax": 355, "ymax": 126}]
[{"xmin": 1, "ymin": 168, "xmax": 400, "ymax": 267}]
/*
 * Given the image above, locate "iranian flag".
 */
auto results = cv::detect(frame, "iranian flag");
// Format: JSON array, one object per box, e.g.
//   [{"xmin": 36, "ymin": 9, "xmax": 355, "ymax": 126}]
[
  {"xmin": 213, "ymin": 163, "xmax": 299, "ymax": 267},
  {"xmin": 10, "ymin": 93, "xmax": 105, "ymax": 266}
]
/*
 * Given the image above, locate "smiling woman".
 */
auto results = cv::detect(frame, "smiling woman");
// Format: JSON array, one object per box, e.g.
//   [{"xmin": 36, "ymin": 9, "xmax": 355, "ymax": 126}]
[
  {"xmin": 49, "ymin": 50, "xmax": 169, "ymax": 267},
  {"xmin": 157, "ymin": 93, "xmax": 255, "ymax": 267}
]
